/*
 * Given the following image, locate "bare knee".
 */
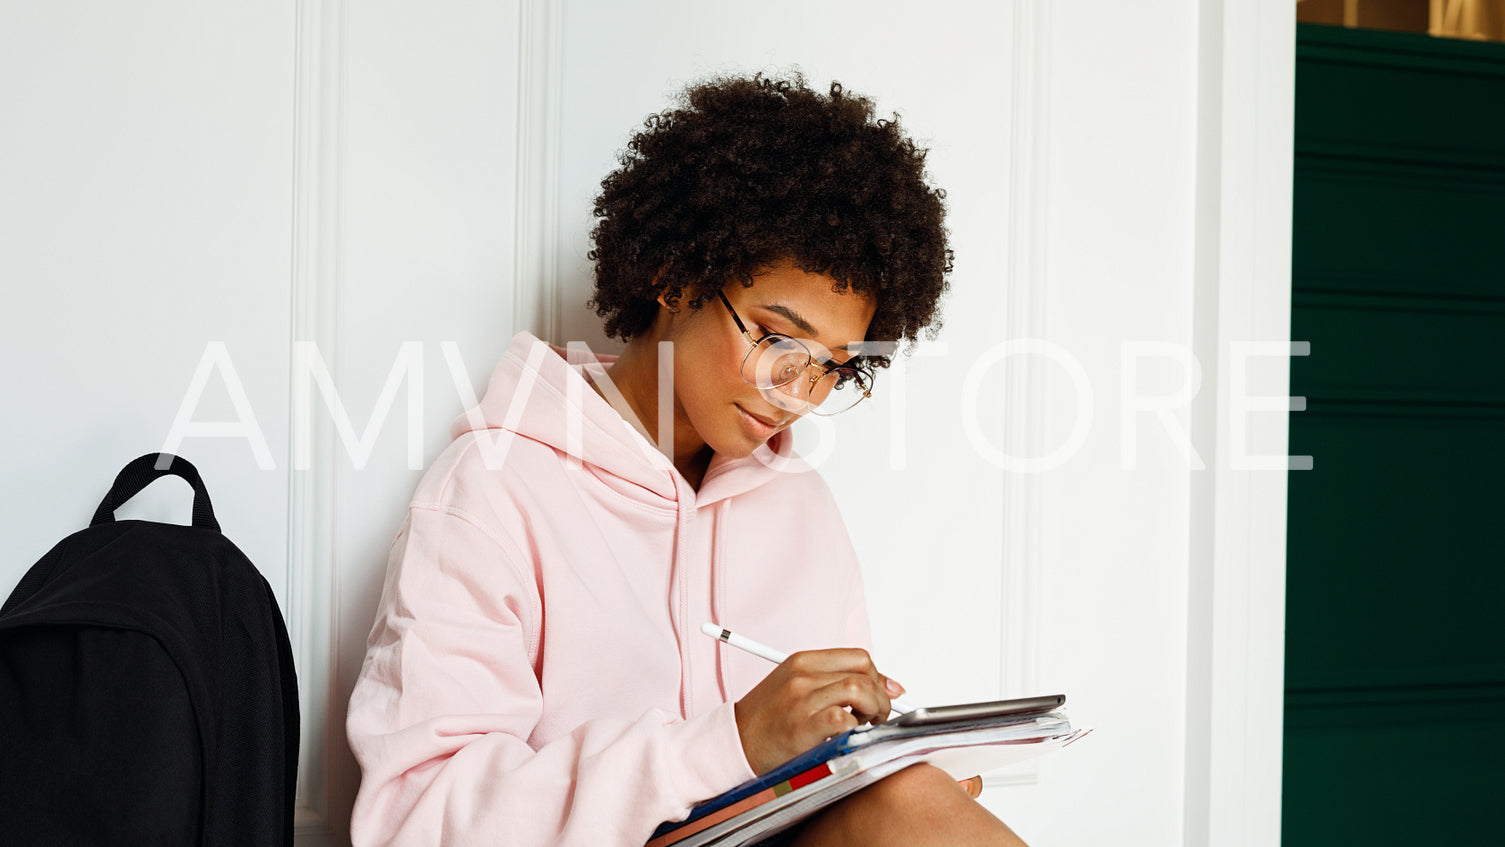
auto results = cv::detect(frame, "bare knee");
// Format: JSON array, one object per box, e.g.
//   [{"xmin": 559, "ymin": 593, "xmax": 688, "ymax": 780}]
[
  {"xmin": 866, "ymin": 763, "xmax": 974, "ymax": 811},
  {"xmin": 791, "ymin": 764, "xmax": 1028, "ymax": 847}
]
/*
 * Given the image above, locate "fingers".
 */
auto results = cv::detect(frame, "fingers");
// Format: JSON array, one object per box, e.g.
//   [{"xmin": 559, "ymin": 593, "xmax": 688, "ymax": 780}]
[
  {"xmin": 806, "ymin": 672, "xmax": 891, "ymax": 726},
  {"xmin": 785, "ymin": 649, "xmax": 902, "ymax": 704},
  {"xmin": 782, "ymin": 649, "xmax": 906, "ymax": 727},
  {"xmin": 959, "ymin": 775, "xmax": 983, "ymax": 798},
  {"xmin": 786, "ymin": 647, "xmax": 881, "ymax": 675}
]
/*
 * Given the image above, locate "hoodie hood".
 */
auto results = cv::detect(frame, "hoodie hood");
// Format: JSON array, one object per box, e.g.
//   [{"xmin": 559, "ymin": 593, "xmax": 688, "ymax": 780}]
[
  {"xmin": 450, "ymin": 330, "xmax": 809, "ymax": 507},
  {"xmin": 445, "ymin": 330, "xmax": 819, "ymax": 721}
]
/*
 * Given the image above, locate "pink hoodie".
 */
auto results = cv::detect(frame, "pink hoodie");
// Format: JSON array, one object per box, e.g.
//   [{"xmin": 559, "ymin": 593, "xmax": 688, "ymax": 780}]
[{"xmin": 346, "ymin": 331, "xmax": 873, "ymax": 846}]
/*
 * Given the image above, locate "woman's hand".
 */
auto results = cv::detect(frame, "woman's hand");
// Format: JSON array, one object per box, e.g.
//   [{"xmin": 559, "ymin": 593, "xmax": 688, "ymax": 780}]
[
  {"xmin": 734, "ymin": 648, "xmax": 904, "ymax": 774},
  {"xmin": 958, "ymin": 775, "xmax": 983, "ymax": 798}
]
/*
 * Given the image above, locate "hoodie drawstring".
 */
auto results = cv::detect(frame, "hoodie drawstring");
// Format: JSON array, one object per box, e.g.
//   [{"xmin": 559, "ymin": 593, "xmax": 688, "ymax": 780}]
[
  {"xmin": 672, "ymin": 489, "xmax": 736, "ymax": 718},
  {"xmin": 712, "ymin": 500, "xmax": 732, "ymax": 704},
  {"xmin": 672, "ymin": 479, "xmax": 693, "ymax": 720}
]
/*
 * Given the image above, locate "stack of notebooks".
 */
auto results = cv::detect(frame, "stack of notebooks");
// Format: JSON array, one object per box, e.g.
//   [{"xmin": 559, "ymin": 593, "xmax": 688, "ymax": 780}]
[{"xmin": 647, "ymin": 694, "xmax": 1088, "ymax": 847}]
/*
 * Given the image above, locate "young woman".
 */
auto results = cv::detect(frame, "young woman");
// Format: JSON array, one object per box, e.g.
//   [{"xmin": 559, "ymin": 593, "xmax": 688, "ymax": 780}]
[{"xmin": 346, "ymin": 73, "xmax": 1028, "ymax": 846}]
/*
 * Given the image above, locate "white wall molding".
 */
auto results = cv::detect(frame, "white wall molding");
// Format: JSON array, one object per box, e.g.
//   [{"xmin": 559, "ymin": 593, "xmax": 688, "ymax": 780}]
[
  {"xmin": 512, "ymin": 0, "xmax": 565, "ymax": 343},
  {"xmin": 288, "ymin": 0, "xmax": 345, "ymax": 842},
  {"xmin": 1184, "ymin": 0, "xmax": 1294, "ymax": 843},
  {"xmin": 989, "ymin": 0, "xmax": 1052, "ymax": 790}
]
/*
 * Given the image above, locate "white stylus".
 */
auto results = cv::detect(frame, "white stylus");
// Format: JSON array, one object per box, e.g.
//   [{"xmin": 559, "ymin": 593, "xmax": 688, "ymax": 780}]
[{"xmin": 700, "ymin": 622, "xmax": 916, "ymax": 715}]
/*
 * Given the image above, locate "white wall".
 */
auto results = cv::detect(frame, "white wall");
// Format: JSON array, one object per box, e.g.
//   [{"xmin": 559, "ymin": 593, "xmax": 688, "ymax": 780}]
[
  {"xmin": 0, "ymin": 2, "xmax": 295, "ymax": 601},
  {"xmin": 0, "ymin": 2, "xmax": 1292, "ymax": 845}
]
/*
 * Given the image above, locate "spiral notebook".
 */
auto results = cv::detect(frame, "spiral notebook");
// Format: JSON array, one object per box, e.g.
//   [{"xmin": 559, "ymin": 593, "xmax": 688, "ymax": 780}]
[{"xmin": 646, "ymin": 694, "xmax": 1089, "ymax": 847}]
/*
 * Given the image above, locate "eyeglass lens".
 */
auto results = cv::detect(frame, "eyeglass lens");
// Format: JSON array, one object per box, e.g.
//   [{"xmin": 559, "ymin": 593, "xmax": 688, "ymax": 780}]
[{"xmin": 741, "ymin": 336, "xmax": 870, "ymax": 415}]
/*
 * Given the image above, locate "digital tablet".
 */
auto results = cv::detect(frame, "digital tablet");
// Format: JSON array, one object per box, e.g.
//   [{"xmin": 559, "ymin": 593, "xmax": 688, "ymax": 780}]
[{"xmin": 891, "ymin": 694, "xmax": 1066, "ymax": 727}]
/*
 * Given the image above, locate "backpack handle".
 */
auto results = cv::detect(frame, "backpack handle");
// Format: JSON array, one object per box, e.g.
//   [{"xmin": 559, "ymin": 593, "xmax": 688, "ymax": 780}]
[{"xmin": 90, "ymin": 453, "xmax": 221, "ymax": 532}]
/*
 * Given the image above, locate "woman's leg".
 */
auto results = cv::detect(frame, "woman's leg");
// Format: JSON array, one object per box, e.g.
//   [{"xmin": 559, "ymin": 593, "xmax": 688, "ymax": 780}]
[{"xmin": 789, "ymin": 764, "xmax": 1028, "ymax": 847}]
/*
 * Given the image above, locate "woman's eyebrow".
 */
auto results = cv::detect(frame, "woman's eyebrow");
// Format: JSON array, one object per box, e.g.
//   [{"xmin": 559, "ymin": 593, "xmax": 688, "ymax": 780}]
[{"xmin": 756, "ymin": 302, "xmax": 856, "ymax": 353}]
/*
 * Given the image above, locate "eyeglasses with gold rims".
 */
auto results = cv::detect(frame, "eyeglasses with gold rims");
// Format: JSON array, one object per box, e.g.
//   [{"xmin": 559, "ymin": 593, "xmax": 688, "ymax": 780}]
[{"xmin": 714, "ymin": 288, "xmax": 875, "ymax": 416}]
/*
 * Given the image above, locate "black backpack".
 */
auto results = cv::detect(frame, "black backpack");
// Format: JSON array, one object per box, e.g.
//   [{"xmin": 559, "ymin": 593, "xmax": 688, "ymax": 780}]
[{"xmin": 0, "ymin": 453, "xmax": 299, "ymax": 846}]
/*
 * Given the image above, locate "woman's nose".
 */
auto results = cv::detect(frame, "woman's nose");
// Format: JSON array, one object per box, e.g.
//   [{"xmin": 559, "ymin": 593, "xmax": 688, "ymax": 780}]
[{"xmin": 760, "ymin": 380, "xmax": 808, "ymax": 413}]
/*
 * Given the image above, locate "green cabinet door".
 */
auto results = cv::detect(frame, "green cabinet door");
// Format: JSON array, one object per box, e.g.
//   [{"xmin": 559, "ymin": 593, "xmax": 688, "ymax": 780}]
[{"xmin": 1285, "ymin": 23, "xmax": 1505, "ymax": 845}]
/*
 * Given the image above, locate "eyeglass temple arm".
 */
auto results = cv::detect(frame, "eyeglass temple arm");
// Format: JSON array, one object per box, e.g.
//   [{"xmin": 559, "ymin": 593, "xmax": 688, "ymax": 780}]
[{"xmin": 716, "ymin": 289, "xmax": 762, "ymax": 343}]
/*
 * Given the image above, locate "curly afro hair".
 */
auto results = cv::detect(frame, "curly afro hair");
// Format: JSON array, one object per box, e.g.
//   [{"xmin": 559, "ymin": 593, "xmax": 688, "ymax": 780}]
[{"xmin": 586, "ymin": 71, "xmax": 952, "ymax": 367}]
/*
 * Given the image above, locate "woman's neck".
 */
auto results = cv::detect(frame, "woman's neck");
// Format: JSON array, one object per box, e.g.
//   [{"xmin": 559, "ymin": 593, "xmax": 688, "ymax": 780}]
[{"xmin": 586, "ymin": 342, "xmax": 713, "ymax": 490}]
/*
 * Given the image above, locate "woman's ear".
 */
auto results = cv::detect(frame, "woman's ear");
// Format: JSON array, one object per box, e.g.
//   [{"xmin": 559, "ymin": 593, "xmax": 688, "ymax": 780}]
[
  {"xmin": 651, "ymin": 265, "xmax": 683, "ymax": 313},
  {"xmin": 654, "ymin": 275, "xmax": 706, "ymax": 315}
]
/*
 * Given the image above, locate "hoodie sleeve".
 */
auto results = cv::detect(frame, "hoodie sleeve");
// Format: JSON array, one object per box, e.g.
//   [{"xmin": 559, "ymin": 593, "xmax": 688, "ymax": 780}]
[{"xmin": 345, "ymin": 505, "xmax": 756, "ymax": 847}]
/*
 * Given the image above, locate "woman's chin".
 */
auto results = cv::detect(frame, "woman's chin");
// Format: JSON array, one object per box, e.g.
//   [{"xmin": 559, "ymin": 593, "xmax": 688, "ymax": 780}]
[{"xmin": 706, "ymin": 428, "xmax": 771, "ymax": 460}]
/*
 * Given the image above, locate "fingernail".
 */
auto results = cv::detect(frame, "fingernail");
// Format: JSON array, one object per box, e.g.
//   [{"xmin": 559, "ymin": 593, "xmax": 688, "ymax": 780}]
[{"xmin": 884, "ymin": 677, "xmax": 904, "ymax": 697}]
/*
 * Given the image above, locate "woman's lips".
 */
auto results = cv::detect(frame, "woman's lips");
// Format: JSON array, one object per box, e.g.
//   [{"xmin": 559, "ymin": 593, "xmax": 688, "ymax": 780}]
[{"xmin": 735, "ymin": 404, "xmax": 780, "ymax": 439}]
